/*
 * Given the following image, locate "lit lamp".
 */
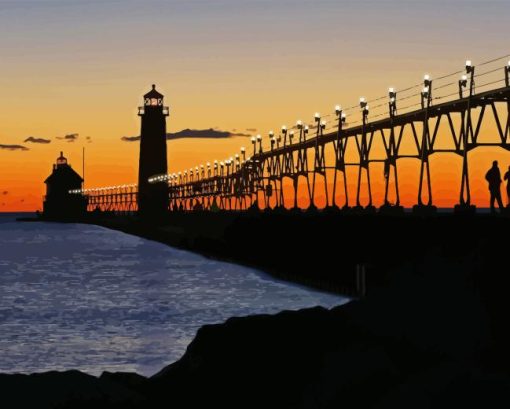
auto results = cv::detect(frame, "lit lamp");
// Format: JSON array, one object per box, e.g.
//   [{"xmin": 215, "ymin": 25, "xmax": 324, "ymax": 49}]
[
  {"xmin": 421, "ymin": 74, "xmax": 431, "ymax": 109},
  {"xmin": 458, "ymin": 74, "xmax": 468, "ymax": 98},
  {"xmin": 465, "ymin": 60, "xmax": 473, "ymax": 74},
  {"xmin": 297, "ymin": 120, "xmax": 304, "ymax": 142},
  {"xmin": 335, "ymin": 104, "xmax": 346, "ymax": 130}
]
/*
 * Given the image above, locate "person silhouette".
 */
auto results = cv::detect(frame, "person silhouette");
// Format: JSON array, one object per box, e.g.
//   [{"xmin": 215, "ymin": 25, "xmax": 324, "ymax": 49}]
[
  {"xmin": 485, "ymin": 160, "xmax": 504, "ymax": 213},
  {"xmin": 504, "ymin": 165, "xmax": 510, "ymax": 206}
]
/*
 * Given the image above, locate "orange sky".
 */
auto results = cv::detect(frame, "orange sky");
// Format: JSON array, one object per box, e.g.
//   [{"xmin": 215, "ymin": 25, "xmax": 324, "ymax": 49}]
[{"xmin": 0, "ymin": 1, "xmax": 509, "ymax": 211}]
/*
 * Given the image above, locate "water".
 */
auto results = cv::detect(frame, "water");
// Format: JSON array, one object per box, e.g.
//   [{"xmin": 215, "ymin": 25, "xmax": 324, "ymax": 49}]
[{"xmin": 0, "ymin": 214, "xmax": 347, "ymax": 376}]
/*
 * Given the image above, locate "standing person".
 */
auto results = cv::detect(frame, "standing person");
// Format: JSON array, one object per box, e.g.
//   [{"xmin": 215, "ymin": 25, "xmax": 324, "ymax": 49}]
[
  {"xmin": 504, "ymin": 165, "xmax": 510, "ymax": 206},
  {"xmin": 485, "ymin": 160, "xmax": 504, "ymax": 213}
]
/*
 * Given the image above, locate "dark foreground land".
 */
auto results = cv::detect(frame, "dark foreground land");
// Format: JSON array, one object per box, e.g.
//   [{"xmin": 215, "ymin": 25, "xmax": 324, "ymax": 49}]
[{"xmin": 4, "ymin": 211, "xmax": 510, "ymax": 408}]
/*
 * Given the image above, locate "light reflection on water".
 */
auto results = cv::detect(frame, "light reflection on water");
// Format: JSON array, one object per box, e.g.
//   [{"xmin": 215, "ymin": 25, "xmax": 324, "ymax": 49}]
[{"xmin": 0, "ymin": 216, "xmax": 347, "ymax": 376}]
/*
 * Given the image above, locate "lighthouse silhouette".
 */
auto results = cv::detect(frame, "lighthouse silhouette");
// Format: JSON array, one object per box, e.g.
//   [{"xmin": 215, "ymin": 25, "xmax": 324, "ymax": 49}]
[{"xmin": 137, "ymin": 84, "xmax": 169, "ymax": 217}]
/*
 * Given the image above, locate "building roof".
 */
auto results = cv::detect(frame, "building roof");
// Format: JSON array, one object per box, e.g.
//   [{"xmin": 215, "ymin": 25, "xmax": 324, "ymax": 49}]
[
  {"xmin": 144, "ymin": 84, "xmax": 164, "ymax": 99},
  {"xmin": 44, "ymin": 164, "xmax": 83, "ymax": 184}
]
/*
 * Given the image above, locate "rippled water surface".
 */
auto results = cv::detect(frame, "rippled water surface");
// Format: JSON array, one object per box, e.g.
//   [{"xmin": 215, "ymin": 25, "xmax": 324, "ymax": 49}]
[{"xmin": 0, "ymin": 214, "xmax": 347, "ymax": 376}]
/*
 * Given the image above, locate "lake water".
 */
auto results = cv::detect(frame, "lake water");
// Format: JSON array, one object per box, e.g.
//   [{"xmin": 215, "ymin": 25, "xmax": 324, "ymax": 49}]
[{"xmin": 0, "ymin": 214, "xmax": 347, "ymax": 376}]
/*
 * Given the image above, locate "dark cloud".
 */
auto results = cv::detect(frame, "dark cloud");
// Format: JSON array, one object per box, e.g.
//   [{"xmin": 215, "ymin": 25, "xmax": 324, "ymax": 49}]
[
  {"xmin": 2, "ymin": 191, "xmax": 8, "ymax": 195},
  {"xmin": 246, "ymin": 128, "xmax": 257, "ymax": 132},
  {"xmin": 57, "ymin": 133, "xmax": 79, "ymax": 142},
  {"xmin": 24, "ymin": 136, "xmax": 51, "ymax": 144},
  {"xmin": 121, "ymin": 128, "xmax": 251, "ymax": 142},
  {"xmin": 121, "ymin": 135, "xmax": 141, "ymax": 142},
  {"xmin": 0, "ymin": 144, "xmax": 29, "ymax": 151},
  {"xmin": 231, "ymin": 131, "xmax": 251, "ymax": 137},
  {"xmin": 168, "ymin": 129, "xmax": 251, "ymax": 139}
]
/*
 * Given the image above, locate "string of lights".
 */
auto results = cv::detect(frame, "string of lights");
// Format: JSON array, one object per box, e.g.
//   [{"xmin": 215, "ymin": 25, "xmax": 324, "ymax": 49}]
[{"xmin": 70, "ymin": 55, "xmax": 510, "ymax": 197}]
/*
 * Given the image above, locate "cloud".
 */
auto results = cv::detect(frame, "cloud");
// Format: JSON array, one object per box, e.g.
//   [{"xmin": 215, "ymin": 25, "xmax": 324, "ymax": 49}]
[
  {"xmin": 121, "ymin": 135, "xmax": 141, "ymax": 142},
  {"xmin": 57, "ymin": 133, "xmax": 79, "ymax": 142},
  {"xmin": 2, "ymin": 191, "xmax": 7, "ymax": 195},
  {"xmin": 24, "ymin": 136, "xmax": 51, "ymax": 144},
  {"xmin": 121, "ymin": 128, "xmax": 252, "ymax": 142},
  {"xmin": 230, "ymin": 131, "xmax": 251, "ymax": 137},
  {"xmin": 0, "ymin": 144, "xmax": 29, "ymax": 151},
  {"xmin": 246, "ymin": 128, "xmax": 257, "ymax": 132},
  {"xmin": 168, "ymin": 129, "xmax": 251, "ymax": 139}
]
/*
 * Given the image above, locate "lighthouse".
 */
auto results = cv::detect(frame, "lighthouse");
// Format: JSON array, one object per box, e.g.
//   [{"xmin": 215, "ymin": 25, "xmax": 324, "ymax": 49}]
[
  {"xmin": 43, "ymin": 151, "xmax": 87, "ymax": 218},
  {"xmin": 137, "ymin": 84, "xmax": 169, "ymax": 217}
]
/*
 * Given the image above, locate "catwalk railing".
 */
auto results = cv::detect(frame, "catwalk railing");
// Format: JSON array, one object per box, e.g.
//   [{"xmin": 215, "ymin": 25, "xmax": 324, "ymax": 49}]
[
  {"xmin": 69, "ymin": 184, "xmax": 138, "ymax": 213},
  {"xmin": 72, "ymin": 55, "xmax": 510, "ymax": 213}
]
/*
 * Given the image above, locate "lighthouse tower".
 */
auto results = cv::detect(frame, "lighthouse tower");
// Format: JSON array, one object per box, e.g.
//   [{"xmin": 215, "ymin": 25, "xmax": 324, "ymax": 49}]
[{"xmin": 137, "ymin": 84, "xmax": 169, "ymax": 217}]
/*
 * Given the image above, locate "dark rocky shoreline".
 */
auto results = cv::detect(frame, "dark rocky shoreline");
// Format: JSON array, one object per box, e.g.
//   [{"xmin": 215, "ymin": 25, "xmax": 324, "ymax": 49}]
[{"xmin": 6, "ymin": 211, "xmax": 510, "ymax": 407}]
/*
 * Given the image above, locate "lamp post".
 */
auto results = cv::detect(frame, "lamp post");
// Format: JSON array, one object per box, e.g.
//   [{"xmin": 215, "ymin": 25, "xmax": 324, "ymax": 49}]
[
  {"xmin": 257, "ymin": 134, "xmax": 263, "ymax": 154},
  {"xmin": 457, "ymin": 60, "xmax": 476, "ymax": 211},
  {"xmin": 333, "ymin": 104, "xmax": 348, "ymax": 209},
  {"xmin": 505, "ymin": 61, "xmax": 510, "ymax": 87},
  {"xmin": 360, "ymin": 97, "xmax": 369, "ymax": 127},
  {"xmin": 388, "ymin": 88, "xmax": 397, "ymax": 117},
  {"xmin": 251, "ymin": 136, "xmax": 256, "ymax": 157},
  {"xmin": 296, "ymin": 120, "xmax": 303, "ymax": 142},
  {"xmin": 356, "ymin": 97, "xmax": 371, "ymax": 208},
  {"xmin": 421, "ymin": 74, "xmax": 432, "ymax": 109},
  {"xmin": 281, "ymin": 125, "xmax": 288, "ymax": 147}
]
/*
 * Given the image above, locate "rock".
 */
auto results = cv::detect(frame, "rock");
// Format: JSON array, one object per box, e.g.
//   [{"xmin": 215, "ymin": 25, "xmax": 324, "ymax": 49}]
[{"xmin": 0, "ymin": 370, "xmax": 146, "ymax": 409}]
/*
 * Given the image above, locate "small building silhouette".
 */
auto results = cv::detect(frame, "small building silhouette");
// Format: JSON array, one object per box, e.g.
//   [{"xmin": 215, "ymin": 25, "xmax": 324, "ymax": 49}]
[{"xmin": 43, "ymin": 151, "xmax": 87, "ymax": 218}]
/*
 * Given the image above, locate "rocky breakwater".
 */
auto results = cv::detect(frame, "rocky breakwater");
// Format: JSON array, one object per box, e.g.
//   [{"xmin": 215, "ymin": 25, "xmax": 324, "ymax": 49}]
[{"xmin": 3, "ymin": 246, "xmax": 510, "ymax": 408}]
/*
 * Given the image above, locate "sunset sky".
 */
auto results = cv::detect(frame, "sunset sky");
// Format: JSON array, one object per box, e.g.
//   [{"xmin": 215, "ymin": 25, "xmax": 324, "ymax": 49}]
[{"xmin": 1, "ymin": 0, "xmax": 509, "ymax": 211}]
